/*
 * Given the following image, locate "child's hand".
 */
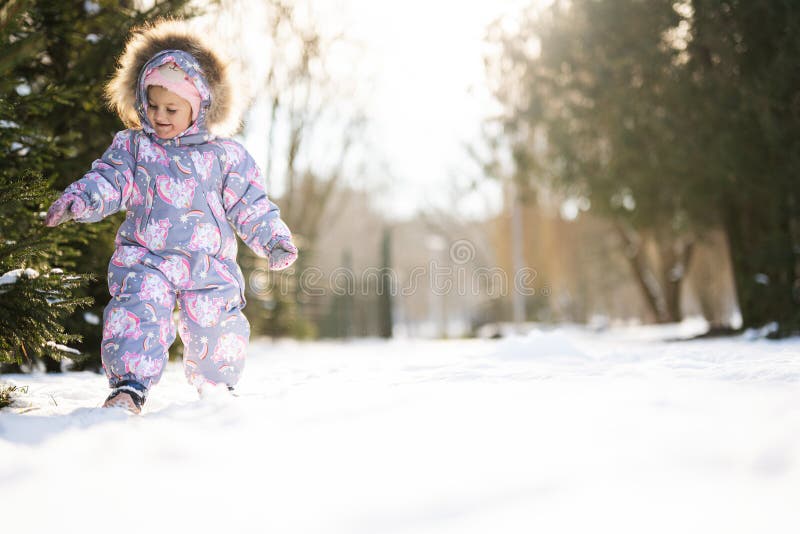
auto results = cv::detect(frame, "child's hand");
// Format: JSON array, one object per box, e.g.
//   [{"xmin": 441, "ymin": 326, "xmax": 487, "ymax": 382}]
[
  {"xmin": 269, "ymin": 239, "xmax": 298, "ymax": 271},
  {"xmin": 44, "ymin": 194, "xmax": 86, "ymax": 227}
]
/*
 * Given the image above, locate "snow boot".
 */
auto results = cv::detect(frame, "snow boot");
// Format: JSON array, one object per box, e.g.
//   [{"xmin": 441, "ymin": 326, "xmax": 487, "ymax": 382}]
[{"xmin": 102, "ymin": 379, "xmax": 147, "ymax": 414}]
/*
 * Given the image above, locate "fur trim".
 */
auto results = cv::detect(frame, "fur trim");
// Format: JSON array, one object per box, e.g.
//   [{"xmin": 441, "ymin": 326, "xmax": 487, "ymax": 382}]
[{"xmin": 105, "ymin": 18, "xmax": 242, "ymax": 137}]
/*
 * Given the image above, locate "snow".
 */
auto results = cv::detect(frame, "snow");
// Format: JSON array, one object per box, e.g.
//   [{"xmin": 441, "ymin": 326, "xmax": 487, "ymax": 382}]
[
  {"xmin": 15, "ymin": 84, "xmax": 31, "ymax": 96},
  {"xmin": 83, "ymin": 0, "xmax": 100, "ymax": 15},
  {"xmin": 1, "ymin": 326, "xmax": 799, "ymax": 533},
  {"xmin": 743, "ymin": 321, "xmax": 780, "ymax": 340},
  {"xmin": 0, "ymin": 267, "xmax": 40, "ymax": 286},
  {"xmin": 44, "ymin": 341, "xmax": 81, "ymax": 355}
]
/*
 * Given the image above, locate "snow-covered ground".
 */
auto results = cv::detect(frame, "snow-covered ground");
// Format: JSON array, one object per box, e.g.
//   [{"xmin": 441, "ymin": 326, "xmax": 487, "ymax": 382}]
[{"xmin": 1, "ymin": 326, "xmax": 799, "ymax": 533}]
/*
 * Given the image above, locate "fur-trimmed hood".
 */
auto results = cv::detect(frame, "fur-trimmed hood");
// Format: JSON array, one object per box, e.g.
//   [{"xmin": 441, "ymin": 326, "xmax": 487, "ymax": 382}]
[{"xmin": 105, "ymin": 19, "xmax": 241, "ymax": 138}]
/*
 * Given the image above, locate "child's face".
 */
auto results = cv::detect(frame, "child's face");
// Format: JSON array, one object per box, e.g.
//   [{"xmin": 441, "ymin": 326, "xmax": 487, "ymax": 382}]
[{"xmin": 146, "ymin": 86, "xmax": 193, "ymax": 139}]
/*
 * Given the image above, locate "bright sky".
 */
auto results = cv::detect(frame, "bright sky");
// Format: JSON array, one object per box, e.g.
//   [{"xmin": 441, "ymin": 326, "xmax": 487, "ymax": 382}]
[
  {"xmin": 329, "ymin": 0, "xmax": 520, "ymax": 220},
  {"xmin": 228, "ymin": 0, "xmax": 536, "ymax": 221}
]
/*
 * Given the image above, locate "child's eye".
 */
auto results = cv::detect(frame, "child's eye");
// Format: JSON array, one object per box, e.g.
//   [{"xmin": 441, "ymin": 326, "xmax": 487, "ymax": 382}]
[{"xmin": 167, "ymin": 109, "xmax": 176, "ymax": 114}]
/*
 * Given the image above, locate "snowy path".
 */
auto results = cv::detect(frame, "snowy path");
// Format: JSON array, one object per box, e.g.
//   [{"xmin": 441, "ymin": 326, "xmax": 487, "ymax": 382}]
[{"xmin": 1, "ymin": 328, "xmax": 799, "ymax": 533}]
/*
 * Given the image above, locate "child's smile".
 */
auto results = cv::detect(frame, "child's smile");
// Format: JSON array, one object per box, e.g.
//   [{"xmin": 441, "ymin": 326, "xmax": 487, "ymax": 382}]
[{"xmin": 146, "ymin": 85, "xmax": 193, "ymax": 139}]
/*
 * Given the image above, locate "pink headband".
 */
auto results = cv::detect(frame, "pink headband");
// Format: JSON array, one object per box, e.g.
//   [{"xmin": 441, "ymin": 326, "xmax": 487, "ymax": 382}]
[{"xmin": 144, "ymin": 62, "xmax": 202, "ymax": 121}]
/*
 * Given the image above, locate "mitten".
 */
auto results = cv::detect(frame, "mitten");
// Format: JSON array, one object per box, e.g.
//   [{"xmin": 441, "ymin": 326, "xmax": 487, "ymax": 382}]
[
  {"xmin": 44, "ymin": 193, "xmax": 88, "ymax": 227},
  {"xmin": 269, "ymin": 239, "xmax": 298, "ymax": 271}
]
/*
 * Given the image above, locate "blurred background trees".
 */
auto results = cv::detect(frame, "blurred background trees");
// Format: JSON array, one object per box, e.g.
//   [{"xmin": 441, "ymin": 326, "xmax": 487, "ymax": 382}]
[
  {"xmin": 688, "ymin": 0, "xmax": 800, "ymax": 334},
  {"xmin": 484, "ymin": 0, "xmax": 800, "ymax": 336},
  {"xmin": 192, "ymin": 0, "xmax": 370, "ymax": 339}
]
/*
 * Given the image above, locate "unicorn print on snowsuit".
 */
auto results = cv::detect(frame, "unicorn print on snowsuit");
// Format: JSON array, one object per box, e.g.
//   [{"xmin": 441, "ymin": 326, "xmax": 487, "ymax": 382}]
[{"xmin": 44, "ymin": 20, "xmax": 298, "ymax": 412}]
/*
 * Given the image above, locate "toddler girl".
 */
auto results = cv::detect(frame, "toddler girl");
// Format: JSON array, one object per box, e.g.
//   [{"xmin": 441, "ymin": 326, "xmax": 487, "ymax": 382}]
[{"xmin": 44, "ymin": 20, "xmax": 297, "ymax": 414}]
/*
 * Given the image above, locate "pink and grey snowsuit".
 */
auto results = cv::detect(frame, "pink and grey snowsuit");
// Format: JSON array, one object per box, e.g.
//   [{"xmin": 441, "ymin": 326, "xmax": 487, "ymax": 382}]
[{"xmin": 52, "ymin": 49, "xmax": 296, "ymax": 392}]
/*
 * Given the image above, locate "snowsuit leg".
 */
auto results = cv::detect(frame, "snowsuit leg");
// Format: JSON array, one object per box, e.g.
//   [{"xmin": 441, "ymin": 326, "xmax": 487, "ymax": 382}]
[
  {"xmin": 176, "ymin": 283, "xmax": 250, "ymax": 389},
  {"xmin": 101, "ymin": 253, "xmax": 177, "ymax": 391}
]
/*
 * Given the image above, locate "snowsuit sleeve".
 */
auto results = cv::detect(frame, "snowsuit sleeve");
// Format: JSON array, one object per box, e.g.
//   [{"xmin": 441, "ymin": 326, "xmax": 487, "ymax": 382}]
[
  {"xmin": 220, "ymin": 140, "xmax": 293, "ymax": 258},
  {"xmin": 62, "ymin": 130, "xmax": 135, "ymax": 223}
]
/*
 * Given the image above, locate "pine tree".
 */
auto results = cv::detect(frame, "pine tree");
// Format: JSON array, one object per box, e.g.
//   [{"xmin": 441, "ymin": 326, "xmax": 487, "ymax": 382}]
[
  {"xmin": 0, "ymin": 0, "xmax": 193, "ymax": 374},
  {"xmin": 0, "ymin": 153, "xmax": 94, "ymax": 366},
  {"xmin": 0, "ymin": 3, "xmax": 93, "ymax": 366}
]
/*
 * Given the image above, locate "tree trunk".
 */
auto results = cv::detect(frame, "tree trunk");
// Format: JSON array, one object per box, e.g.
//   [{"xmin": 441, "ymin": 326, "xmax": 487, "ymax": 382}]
[
  {"xmin": 378, "ymin": 227, "xmax": 393, "ymax": 338},
  {"xmin": 656, "ymin": 235, "xmax": 694, "ymax": 325},
  {"xmin": 613, "ymin": 221, "xmax": 666, "ymax": 323},
  {"xmin": 614, "ymin": 220, "xmax": 691, "ymax": 324},
  {"xmin": 722, "ymin": 194, "xmax": 799, "ymax": 335}
]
